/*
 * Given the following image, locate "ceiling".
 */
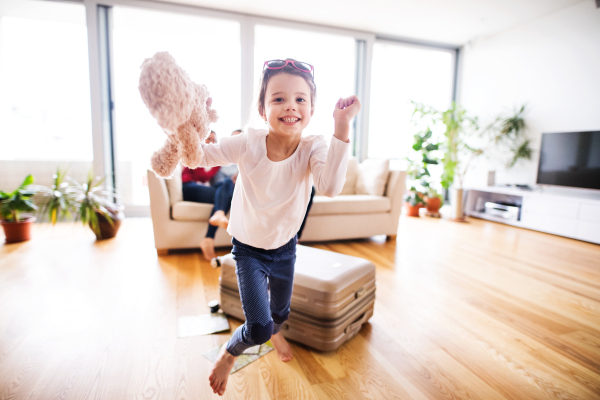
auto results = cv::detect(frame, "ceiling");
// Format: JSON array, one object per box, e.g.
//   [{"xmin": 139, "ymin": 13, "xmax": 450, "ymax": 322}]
[{"xmin": 157, "ymin": 0, "xmax": 587, "ymax": 46}]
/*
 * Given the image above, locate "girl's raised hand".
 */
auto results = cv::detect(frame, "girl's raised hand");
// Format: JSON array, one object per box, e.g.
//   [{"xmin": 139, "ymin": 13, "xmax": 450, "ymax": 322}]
[{"xmin": 333, "ymin": 95, "xmax": 362, "ymax": 125}]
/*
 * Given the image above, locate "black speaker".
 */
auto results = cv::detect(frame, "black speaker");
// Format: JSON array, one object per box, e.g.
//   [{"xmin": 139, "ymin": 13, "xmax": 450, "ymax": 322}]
[{"xmin": 597, "ymin": 0, "xmax": 600, "ymax": 8}]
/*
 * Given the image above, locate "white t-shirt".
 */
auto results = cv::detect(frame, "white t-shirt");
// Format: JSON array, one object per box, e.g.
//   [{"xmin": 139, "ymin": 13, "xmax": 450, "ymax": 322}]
[{"xmin": 198, "ymin": 127, "xmax": 350, "ymax": 249}]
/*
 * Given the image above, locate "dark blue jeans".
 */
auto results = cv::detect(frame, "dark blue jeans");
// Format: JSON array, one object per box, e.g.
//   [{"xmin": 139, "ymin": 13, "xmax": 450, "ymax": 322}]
[
  {"xmin": 226, "ymin": 236, "xmax": 297, "ymax": 356},
  {"xmin": 182, "ymin": 179, "xmax": 234, "ymax": 238}
]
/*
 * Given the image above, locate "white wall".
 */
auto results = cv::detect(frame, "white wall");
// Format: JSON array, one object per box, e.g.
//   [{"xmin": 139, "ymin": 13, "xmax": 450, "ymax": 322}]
[{"xmin": 459, "ymin": 0, "xmax": 600, "ymax": 189}]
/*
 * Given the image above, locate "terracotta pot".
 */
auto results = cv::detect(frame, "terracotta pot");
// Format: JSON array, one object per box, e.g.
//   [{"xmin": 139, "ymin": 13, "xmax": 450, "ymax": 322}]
[
  {"xmin": 424, "ymin": 197, "xmax": 442, "ymax": 213},
  {"xmin": 1, "ymin": 217, "xmax": 36, "ymax": 244},
  {"xmin": 90, "ymin": 211, "xmax": 124, "ymax": 240},
  {"xmin": 404, "ymin": 203, "xmax": 421, "ymax": 217}
]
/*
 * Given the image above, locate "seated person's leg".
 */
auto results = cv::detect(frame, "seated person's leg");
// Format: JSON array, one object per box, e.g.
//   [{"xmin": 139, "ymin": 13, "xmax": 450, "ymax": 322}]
[
  {"xmin": 182, "ymin": 182, "xmax": 216, "ymax": 204},
  {"xmin": 209, "ymin": 179, "xmax": 234, "ymax": 230}
]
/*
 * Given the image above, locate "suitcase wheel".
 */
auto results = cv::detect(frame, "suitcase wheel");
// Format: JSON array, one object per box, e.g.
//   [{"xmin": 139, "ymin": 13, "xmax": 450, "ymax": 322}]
[{"xmin": 211, "ymin": 257, "xmax": 222, "ymax": 268}]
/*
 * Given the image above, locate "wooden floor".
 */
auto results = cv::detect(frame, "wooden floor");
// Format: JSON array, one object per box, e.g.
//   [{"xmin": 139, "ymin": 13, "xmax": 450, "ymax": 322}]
[{"xmin": 1, "ymin": 216, "xmax": 600, "ymax": 399}]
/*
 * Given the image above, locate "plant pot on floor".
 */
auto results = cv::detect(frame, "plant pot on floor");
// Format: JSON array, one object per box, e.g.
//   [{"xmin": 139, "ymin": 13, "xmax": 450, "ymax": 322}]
[
  {"xmin": 424, "ymin": 197, "xmax": 442, "ymax": 214},
  {"xmin": 90, "ymin": 211, "xmax": 124, "ymax": 240},
  {"xmin": 404, "ymin": 203, "xmax": 421, "ymax": 217},
  {"xmin": 1, "ymin": 217, "xmax": 36, "ymax": 244}
]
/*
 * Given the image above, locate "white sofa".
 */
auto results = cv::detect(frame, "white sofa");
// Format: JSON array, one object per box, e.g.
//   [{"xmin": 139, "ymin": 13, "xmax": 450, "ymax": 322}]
[{"xmin": 147, "ymin": 160, "xmax": 406, "ymax": 255}]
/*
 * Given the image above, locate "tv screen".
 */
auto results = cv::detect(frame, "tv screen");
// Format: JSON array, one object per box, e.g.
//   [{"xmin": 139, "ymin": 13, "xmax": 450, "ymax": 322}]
[{"xmin": 537, "ymin": 131, "xmax": 600, "ymax": 190}]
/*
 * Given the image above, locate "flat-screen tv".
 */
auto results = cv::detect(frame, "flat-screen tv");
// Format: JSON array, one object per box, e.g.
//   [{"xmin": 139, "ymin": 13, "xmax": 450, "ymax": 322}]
[{"xmin": 537, "ymin": 131, "xmax": 600, "ymax": 190}]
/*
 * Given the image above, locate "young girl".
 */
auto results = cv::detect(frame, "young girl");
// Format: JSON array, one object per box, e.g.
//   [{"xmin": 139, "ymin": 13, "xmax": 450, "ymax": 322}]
[{"xmin": 202, "ymin": 59, "xmax": 360, "ymax": 396}]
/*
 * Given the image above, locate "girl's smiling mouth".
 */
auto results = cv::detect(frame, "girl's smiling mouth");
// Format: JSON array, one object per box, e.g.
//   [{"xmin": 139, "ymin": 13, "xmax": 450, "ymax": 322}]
[{"xmin": 279, "ymin": 117, "xmax": 300, "ymax": 125}]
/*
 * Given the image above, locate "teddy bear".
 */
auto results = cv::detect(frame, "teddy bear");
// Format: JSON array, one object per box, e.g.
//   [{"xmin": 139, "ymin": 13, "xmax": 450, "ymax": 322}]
[{"xmin": 138, "ymin": 51, "xmax": 218, "ymax": 178}]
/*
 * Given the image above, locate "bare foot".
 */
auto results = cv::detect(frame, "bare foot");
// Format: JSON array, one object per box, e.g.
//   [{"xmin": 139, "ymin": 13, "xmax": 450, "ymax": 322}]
[
  {"xmin": 209, "ymin": 210, "xmax": 229, "ymax": 229},
  {"xmin": 209, "ymin": 343, "xmax": 237, "ymax": 396},
  {"xmin": 199, "ymin": 237, "xmax": 215, "ymax": 261},
  {"xmin": 271, "ymin": 332, "xmax": 293, "ymax": 362}
]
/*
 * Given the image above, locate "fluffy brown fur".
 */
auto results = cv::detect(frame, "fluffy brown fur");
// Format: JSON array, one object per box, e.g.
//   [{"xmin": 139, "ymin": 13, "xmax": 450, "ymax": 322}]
[{"xmin": 139, "ymin": 52, "xmax": 218, "ymax": 178}]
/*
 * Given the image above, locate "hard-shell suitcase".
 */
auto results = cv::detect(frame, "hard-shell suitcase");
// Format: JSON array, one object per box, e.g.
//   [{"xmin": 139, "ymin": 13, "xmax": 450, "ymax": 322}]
[{"xmin": 218, "ymin": 245, "xmax": 376, "ymax": 352}]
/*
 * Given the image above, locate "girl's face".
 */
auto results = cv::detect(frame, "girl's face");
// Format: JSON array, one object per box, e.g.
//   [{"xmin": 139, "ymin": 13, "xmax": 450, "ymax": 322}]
[{"xmin": 261, "ymin": 73, "xmax": 313, "ymax": 137}]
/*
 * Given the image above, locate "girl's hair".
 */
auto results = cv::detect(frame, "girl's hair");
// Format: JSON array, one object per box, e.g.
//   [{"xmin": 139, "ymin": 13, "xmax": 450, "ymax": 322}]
[{"xmin": 257, "ymin": 59, "xmax": 317, "ymax": 117}]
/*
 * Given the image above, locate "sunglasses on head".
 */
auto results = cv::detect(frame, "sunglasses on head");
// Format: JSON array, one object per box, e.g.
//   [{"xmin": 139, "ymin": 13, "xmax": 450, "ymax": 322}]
[{"xmin": 263, "ymin": 59, "xmax": 314, "ymax": 77}]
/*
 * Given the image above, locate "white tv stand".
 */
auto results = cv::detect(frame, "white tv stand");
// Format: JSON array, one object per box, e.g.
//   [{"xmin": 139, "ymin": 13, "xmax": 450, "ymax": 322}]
[{"xmin": 465, "ymin": 186, "xmax": 600, "ymax": 245}]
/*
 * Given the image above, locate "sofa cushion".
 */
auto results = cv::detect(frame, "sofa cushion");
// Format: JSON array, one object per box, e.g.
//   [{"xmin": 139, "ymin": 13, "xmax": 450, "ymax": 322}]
[
  {"xmin": 172, "ymin": 201, "xmax": 214, "ymax": 221},
  {"xmin": 165, "ymin": 165, "xmax": 183, "ymax": 206},
  {"xmin": 356, "ymin": 159, "xmax": 389, "ymax": 196},
  {"xmin": 340, "ymin": 158, "xmax": 359, "ymax": 195},
  {"xmin": 309, "ymin": 195, "xmax": 391, "ymax": 216}
]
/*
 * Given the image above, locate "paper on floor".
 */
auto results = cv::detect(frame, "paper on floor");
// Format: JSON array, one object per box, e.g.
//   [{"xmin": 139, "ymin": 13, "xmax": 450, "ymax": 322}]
[{"xmin": 177, "ymin": 312, "xmax": 230, "ymax": 337}]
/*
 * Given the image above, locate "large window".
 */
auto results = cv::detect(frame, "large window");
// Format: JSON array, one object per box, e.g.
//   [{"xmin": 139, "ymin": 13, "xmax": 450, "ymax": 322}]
[
  {"xmin": 368, "ymin": 42, "xmax": 454, "ymax": 160},
  {"xmin": 253, "ymin": 25, "xmax": 356, "ymax": 144},
  {"xmin": 112, "ymin": 6, "xmax": 241, "ymax": 207},
  {"xmin": 1, "ymin": 0, "xmax": 457, "ymax": 216},
  {"xmin": 0, "ymin": 0, "xmax": 92, "ymax": 191}
]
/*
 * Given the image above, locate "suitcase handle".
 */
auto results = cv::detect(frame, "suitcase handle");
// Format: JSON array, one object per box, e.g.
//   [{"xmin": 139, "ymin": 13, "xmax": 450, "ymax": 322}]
[
  {"xmin": 355, "ymin": 287, "xmax": 365, "ymax": 299},
  {"xmin": 344, "ymin": 312, "xmax": 367, "ymax": 336}
]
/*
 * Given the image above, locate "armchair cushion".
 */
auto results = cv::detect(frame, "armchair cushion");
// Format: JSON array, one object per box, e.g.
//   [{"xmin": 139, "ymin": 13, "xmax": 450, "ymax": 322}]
[
  {"xmin": 165, "ymin": 165, "xmax": 183, "ymax": 206},
  {"xmin": 172, "ymin": 201, "xmax": 213, "ymax": 221}
]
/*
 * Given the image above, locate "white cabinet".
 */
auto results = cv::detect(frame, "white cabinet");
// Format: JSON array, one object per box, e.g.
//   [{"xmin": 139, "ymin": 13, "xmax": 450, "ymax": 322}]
[
  {"xmin": 522, "ymin": 197, "xmax": 579, "ymax": 219},
  {"xmin": 466, "ymin": 188, "xmax": 600, "ymax": 245},
  {"xmin": 521, "ymin": 212, "xmax": 578, "ymax": 237},
  {"xmin": 576, "ymin": 203, "xmax": 600, "ymax": 242},
  {"xmin": 577, "ymin": 221, "xmax": 600, "ymax": 243},
  {"xmin": 579, "ymin": 204, "xmax": 600, "ymax": 224}
]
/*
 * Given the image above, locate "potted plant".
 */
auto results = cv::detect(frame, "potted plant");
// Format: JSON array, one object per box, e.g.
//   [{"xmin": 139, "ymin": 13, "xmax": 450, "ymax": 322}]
[
  {"xmin": 406, "ymin": 111, "xmax": 445, "ymax": 217},
  {"xmin": 71, "ymin": 171, "xmax": 124, "ymax": 240},
  {"xmin": 30, "ymin": 167, "xmax": 77, "ymax": 225},
  {"xmin": 403, "ymin": 190, "xmax": 425, "ymax": 217},
  {"xmin": 0, "ymin": 175, "xmax": 38, "ymax": 243},
  {"xmin": 424, "ymin": 188, "xmax": 443, "ymax": 215},
  {"xmin": 412, "ymin": 102, "xmax": 533, "ymax": 221}
]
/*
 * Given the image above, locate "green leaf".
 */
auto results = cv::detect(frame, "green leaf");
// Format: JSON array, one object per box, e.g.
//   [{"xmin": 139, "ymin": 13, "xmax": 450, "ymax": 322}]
[
  {"xmin": 0, "ymin": 202, "xmax": 13, "ymax": 220},
  {"xmin": 19, "ymin": 175, "xmax": 34, "ymax": 189},
  {"xmin": 22, "ymin": 199, "xmax": 37, "ymax": 212},
  {"xmin": 89, "ymin": 209, "xmax": 100, "ymax": 236},
  {"xmin": 507, "ymin": 138, "xmax": 533, "ymax": 168},
  {"xmin": 19, "ymin": 190, "xmax": 36, "ymax": 198}
]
